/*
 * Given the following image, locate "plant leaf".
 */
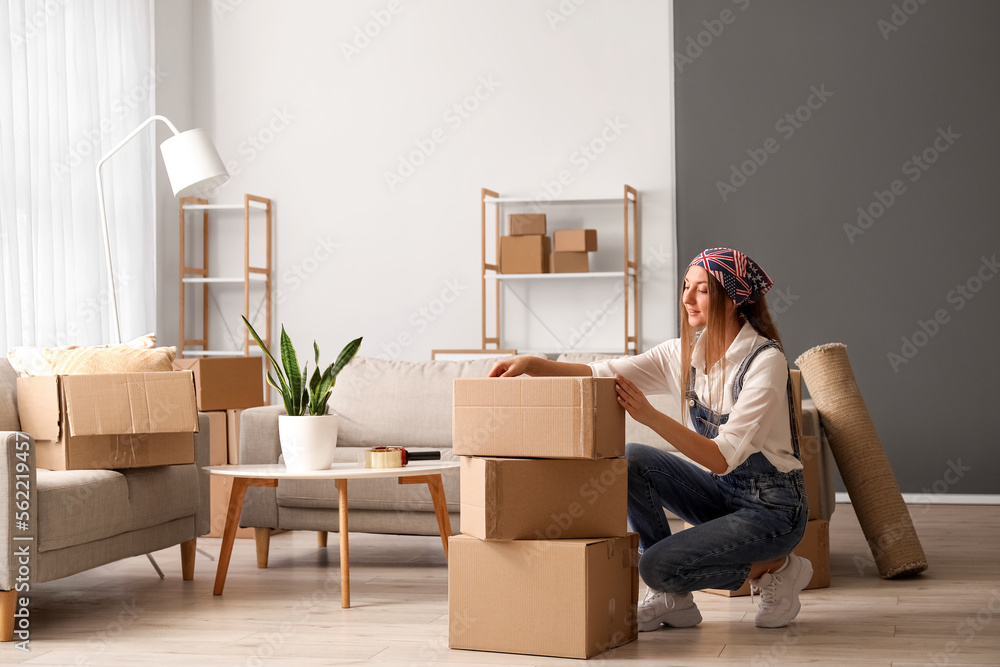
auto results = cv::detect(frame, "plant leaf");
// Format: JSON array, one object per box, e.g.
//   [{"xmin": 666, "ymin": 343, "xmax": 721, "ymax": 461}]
[
  {"xmin": 243, "ymin": 316, "xmax": 288, "ymax": 391},
  {"xmin": 329, "ymin": 337, "xmax": 363, "ymax": 380},
  {"xmin": 314, "ymin": 341, "xmax": 320, "ymax": 368},
  {"xmin": 280, "ymin": 327, "xmax": 303, "ymax": 415}
]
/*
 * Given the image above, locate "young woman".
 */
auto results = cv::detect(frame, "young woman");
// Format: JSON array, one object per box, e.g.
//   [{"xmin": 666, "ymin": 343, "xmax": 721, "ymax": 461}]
[{"xmin": 488, "ymin": 248, "xmax": 810, "ymax": 630}]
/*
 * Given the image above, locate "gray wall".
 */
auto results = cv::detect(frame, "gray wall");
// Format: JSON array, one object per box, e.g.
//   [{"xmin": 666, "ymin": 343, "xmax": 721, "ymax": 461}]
[{"xmin": 673, "ymin": 0, "xmax": 999, "ymax": 494}]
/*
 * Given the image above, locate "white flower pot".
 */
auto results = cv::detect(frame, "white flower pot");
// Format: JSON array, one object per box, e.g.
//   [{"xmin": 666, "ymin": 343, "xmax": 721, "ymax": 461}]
[{"xmin": 278, "ymin": 413, "xmax": 339, "ymax": 471}]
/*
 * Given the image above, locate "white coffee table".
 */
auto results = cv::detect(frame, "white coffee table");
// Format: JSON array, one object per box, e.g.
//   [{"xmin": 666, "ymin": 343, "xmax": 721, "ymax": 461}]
[{"xmin": 205, "ymin": 461, "xmax": 459, "ymax": 607}]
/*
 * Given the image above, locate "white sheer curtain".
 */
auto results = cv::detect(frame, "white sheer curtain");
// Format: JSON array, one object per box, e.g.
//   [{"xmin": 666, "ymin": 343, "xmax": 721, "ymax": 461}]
[{"xmin": 0, "ymin": 0, "xmax": 156, "ymax": 351}]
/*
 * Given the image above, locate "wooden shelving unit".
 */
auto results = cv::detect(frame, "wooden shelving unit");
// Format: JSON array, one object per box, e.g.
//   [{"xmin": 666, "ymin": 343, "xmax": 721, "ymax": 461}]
[
  {"xmin": 481, "ymin": 185, "xmax": 639, "ymax": 355},
  {"xmin": 179, "ymin": 194, "xmax": 272, "ymax": 359}
]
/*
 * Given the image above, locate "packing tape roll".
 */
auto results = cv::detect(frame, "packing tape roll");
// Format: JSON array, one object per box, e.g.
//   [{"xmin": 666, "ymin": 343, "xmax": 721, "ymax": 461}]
[
  {"xmin": 365, "ymin": 447, "xmax": 403, "ymax": 469},
  {"xmin": 795, "ymin": 343, "xmax": 927, "ymax": 579}
]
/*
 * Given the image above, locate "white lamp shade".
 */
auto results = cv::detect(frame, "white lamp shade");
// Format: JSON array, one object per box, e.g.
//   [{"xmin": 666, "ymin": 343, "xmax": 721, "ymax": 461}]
[{"xmin": 159, "ymin": 128, "xmax": 230, "ymax": 197}]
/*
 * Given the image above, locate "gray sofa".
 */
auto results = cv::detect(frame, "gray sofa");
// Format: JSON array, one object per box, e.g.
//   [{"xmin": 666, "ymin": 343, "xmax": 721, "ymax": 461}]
[
  {"xmin": 236, "ymin": 354, "xmax": 835, "ymax": 548},
  {"xmin": 0, "ymin": 359, "xmax": 210, "ymax": 642}
]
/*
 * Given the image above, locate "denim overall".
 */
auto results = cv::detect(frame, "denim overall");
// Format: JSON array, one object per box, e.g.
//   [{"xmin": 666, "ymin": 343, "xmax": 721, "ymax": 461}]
[{"xmin": 626, "ymin": 339, "xmax": 809, "ymax": 593}]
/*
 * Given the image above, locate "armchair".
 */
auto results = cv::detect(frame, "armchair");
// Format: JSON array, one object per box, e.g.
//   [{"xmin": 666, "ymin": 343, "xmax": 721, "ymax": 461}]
[{"xmin": 0, "ymin": 359, "xmax": 211, "ymax": 642}]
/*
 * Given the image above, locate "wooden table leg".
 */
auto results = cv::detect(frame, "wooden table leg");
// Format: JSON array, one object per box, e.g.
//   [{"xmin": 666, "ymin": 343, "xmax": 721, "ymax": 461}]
[
  {"xmin": 399, "ymin": 474, "xmax": 452, "ymax": 560},
  {"xmin": 336, "ymin": 479, "xmax": 350, "ymax": 608},
  {"xmin": 317, "ymin": 531, "xmax": 328, "ymax": 547},
  {"xmin": 213, "ymin": 477, "xmax": 278, "ymax": 596}
]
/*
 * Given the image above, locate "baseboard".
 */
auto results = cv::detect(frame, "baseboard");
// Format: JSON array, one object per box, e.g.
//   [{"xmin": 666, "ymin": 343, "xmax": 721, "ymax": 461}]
[{"xmin": 835, "ymin": 492, "xmax": 1000, "ymax": 505}]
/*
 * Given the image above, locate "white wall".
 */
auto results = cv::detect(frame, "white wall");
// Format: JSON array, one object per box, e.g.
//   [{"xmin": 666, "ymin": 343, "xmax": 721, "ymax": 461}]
[{"xmin": 155, "ymin": 0, "xmax": 676, "ymax": 362}]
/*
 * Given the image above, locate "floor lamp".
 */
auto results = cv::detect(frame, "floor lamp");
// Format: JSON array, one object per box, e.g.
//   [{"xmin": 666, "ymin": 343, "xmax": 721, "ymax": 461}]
[
  {"xmin": 96, "ymin": 115, "xmax": 229, "ymax": 575},
  {"xmin": 96, "ymin": 114, "xmax": 230, "ymax": 344}
]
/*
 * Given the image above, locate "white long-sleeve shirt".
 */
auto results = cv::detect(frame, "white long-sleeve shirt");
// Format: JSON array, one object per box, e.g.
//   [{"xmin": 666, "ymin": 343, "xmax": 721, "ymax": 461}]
[{"xmin": 588, "ymin": 322, "xmax": 801, "ymax": 475}]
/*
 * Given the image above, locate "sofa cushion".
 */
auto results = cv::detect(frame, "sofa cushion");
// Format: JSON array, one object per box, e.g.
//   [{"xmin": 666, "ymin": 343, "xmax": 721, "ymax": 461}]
[
  {"xmin": 37, "ymin": 469, "xmax": 131, "ymax": 552},
  {"xmin": 36, "ymin": 464, "xmax": 201, "ymax": 553},
  {"xmin": 329, "ymin": 355, "xmax": 540, "ymax": 448},
  {"xmin": 0, "ymin": 359, "xmax": 19, "ymax": 431}
]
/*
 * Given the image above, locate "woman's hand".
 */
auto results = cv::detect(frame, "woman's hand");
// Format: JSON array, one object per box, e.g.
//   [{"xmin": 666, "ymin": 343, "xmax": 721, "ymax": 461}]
[
  {"xmin": 488, "ymin": 356, "xmax": 534, "ymax": 378},
  {"xmin": 615, "ymin": 373, "xmax": 658, "ymax": 426}
]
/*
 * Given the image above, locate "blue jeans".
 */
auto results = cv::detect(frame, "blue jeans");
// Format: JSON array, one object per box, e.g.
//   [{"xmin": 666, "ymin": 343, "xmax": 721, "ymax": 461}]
[{"xmin": 627, "ymin": 443, "xmax": 808, "ymax": 593}]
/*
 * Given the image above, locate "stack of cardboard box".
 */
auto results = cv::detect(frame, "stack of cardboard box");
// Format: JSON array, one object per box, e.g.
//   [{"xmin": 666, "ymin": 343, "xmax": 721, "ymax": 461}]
[
  {"xmin": 449, "ymin": 376, "xmax": 639, "ymax": 660},
  {"xmin": 173, "ymin": 357, "xmax": 265, "ymax": 538},
  {"xmin": 499, "ymin": 213, "xmax": 550, "ymax": 274},
  {"xmin": 552, "ymin": 229, "xmax": 598, "ymax": 273}
]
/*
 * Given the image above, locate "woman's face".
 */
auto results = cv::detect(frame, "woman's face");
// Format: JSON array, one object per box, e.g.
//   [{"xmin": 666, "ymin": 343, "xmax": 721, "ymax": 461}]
[{"xmin": 682, "ymin": 266, "xmax": 712, "ymax": 328}]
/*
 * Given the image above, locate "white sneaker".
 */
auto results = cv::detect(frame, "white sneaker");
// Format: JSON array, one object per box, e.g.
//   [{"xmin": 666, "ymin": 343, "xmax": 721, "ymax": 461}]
[
  {"xmin": 637, "ymin": 587, "xmax": 703, "ymax": 631},
  {"xmin": 750, "ymin": 554, "xmax": 813, "ymax": 628}
]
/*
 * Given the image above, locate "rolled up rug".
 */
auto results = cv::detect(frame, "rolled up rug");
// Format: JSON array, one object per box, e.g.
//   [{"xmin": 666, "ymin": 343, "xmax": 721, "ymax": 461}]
[{"xmin": 795, "ymin": 343, "xmax": 927, "ymax": 579}]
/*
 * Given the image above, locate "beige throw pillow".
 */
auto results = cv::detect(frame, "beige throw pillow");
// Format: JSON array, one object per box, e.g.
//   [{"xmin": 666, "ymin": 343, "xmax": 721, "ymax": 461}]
[
  {"xmin": 45, "ymin": 345, "xmax": 176, "ymax": 375},
  {"xmin": 8, "ymin": 333, "xmax": 157, "ymax": 376}
]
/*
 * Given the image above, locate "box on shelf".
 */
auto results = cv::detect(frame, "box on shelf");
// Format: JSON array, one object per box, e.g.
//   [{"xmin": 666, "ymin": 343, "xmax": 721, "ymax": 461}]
[
  {"xmin": 551, "ymin": 251, "xmax": 589, "ymax": 273},
  {"xmin": 554, "ymin": 229, "xmax": 598, "ymax": 252},
  {"xmin": 693, "ymin": 519, "xmax": 830, "ymax": 597},
  {"xmin": 226, "ymin": 409, "xmax": 244, "ymax": 464},
  {"xmin": 17, "ymin": 372, "xmax": 198, "ymax": 470},
  {"xmin": 208, "ymin": 475, "xmax": 255, "ymax": 539},
  {"xmin": 172, "ymin": 356, "xmax": 264, "ymax": 411},
  {"xmin": 205, "ymin": 411, "xmax": 228, "ymax": 466},
  {"xmin": 499, "ymin": 235, "xmax": 550, "ymax": 274},
  {"xmin": 448, "ymin": 533, "xmax": 638, "ymax": 659},
  {"xmin": 453, "ymin": 377, "xmax": 625, "ymax": 459},
  {"xmin": 461, "ymin": 457, "xmax": 628, "ymax": 541},
  {"xmin": 508, "ymin": 213, "xmax": 546, "ymax": 236}
]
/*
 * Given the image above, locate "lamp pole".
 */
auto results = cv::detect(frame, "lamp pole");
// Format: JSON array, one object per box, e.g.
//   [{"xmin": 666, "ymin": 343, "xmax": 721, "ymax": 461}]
[{"xmin": 95, "ymin": 115, "xmax": 181, "ymax": 344}]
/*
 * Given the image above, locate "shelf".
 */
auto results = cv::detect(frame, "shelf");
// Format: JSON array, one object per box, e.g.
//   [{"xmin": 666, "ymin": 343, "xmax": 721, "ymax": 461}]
[
  {"xmin": 182, "ymin": 275, "xmax": 268, "ymax": 284},
  {"xmin": 181, "ymin": 349, "xmax": 263, "ymax": 357},
  {"xmin": 486, "ymin": 271, "xmax": 627, "ymax": 280},
  {"xmin": 485, "ymin": 196, "xmax": 632, "ymax": 205},
  {"xmin": 183, "ymin": 201, "xmax": 269, "ymax": 211},
  {"xmin": 481, "ymin": 185, "xmax": 639, "ymax": 355}
]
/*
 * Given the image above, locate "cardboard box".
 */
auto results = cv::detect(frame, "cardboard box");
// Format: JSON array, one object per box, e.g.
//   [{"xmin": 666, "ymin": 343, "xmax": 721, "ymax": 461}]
[
  {"xmin": 551, "ymin": 251, "xmax": 589, "ymax": 273},
  {"xmin": 226, "ymin": 409, "xmax": 244, "ymax": 464},
  {"xmin": 500, "ymin": 235, "xmax": 550, "ymax": 274},
  {"xmin": 554, "ymin": 228, "xmax": 598, "ymax": 252},
  {"xmin": 453, "ymin": 377, "xmax": 625, "ymax": 459},
  {"xmin": 208, "ymin": 475, "xmax": 255, "ymax": 539},
  {"xmin": 205, "ymin": 411, "xmax": 228, "ymax": 466},
  {"xmin": 172, "ymin": 357, "xmax": 264, "ymax": 411},
  {"xmin": 800, "ymin": 434, "xmax": 823, "ymax": 521},
  {"xmin": 460, "ymin": 457, "xmax": 628, "ymax": 540},
  {"xmin": 17, "ymin": 372, "xmax": 198, "ymax": 470},
  {"xmin": 449, "ymin": 533, "xmax": 638, "ymax": 659},
  {"xmin": 509, "ymin": 213, "xmax": 546, "ymax": 236},
  {"xmin": 692, "ymin": 519, "xmax": 830, "ymax": 596}
]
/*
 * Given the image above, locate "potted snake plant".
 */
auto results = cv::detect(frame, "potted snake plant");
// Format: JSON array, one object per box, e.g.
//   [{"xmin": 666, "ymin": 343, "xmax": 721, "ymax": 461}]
[{"xmin": 243, "ymin": 317, "xmax": 362, "ymax": 471}]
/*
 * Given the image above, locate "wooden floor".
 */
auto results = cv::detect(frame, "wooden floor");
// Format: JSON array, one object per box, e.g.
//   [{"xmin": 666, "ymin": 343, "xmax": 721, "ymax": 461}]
[{"xmin": 6, "ymin": 503, "xmax": 999, "ymax": 666}]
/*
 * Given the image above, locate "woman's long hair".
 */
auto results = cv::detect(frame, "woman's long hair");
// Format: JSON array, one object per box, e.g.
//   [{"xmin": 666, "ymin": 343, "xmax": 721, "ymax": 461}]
[{"xmin": 679, "ymin": 271, "xmax": 783, "ymax": 417}]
